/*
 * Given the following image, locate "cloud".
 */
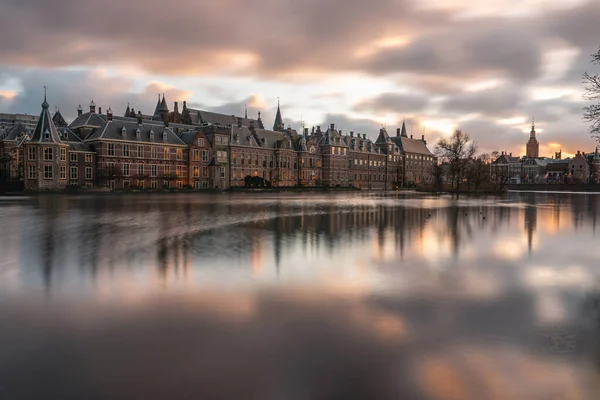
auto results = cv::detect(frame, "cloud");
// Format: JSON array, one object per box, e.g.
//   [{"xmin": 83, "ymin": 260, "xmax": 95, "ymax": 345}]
[{"xmin": 353, "ymin": 93, "xmax": 429, "ymax": 115}]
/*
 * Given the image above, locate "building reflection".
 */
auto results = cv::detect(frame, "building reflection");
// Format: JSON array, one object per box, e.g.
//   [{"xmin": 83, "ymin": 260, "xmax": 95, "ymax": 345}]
[{"xmin": 3, "ymin": 193, "xmax": 600, "ymax": 296}]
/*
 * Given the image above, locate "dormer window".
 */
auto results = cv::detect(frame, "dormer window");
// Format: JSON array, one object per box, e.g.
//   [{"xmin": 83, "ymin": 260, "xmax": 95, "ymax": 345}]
[
  {"xmin": 44, "ymin": 129, "xmax": 50, "ymax": 140},
  {"xmin": 162, "ymin": 132, "xmax": 167, "ymax": 143},
  {"xmin": 136, "ymin": 128, "xmax": 141, "ymax": 139},
  {"xmin": 149, "ymin": 129, "xmax": 155, "ymax": 141},
  {"xmin": 121, "ymin": 126, "xmax": 127, "ymax": 137}
]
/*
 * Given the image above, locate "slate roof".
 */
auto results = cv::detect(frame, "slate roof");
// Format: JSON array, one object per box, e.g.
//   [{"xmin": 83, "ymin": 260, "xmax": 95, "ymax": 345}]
[
  {"xmin": 1, "ymin": 123, "xmax": 29, "ymax": 141},
  {"xmin": 344, "ymin": 135, "xmax": 381, "ymax": 153},
  {"xmin": 69, "ymin": 112, "xmax": 107, "ymax": 129},
  {"xmin": 375, "ymin": 128, "xmax": 392, "ymax": 144},
  {"xmin": 229, "ymin": 126, "xmax": 294, "ymax": 150},
  {"xmin": 390, "ymin": 136, "xmax": 433, "ymax": 156},
  {"xmin": 493, "ymin": 154, "xmax": 521, "ymax": 164},
  {"xmin": 30, "ymin": 96, "xmax": 64, "ymax": 144},
  {"xmin": 52, "ymin": 110, "xmax": 68, "ymax": 128},
  {"xmin": 318, "ymin": 125, "xmax": 348, "ymax": 147},
  {"xmin": 188, "ymin": 108, "xmax": 262, "ymax": 128},
  {"xmin": 273, "ymin": 104, "xmax": 284, "ymax": 131},
  {"xmin": 85, "ymin": 120, "xmax": 186, "ymax": 146}
]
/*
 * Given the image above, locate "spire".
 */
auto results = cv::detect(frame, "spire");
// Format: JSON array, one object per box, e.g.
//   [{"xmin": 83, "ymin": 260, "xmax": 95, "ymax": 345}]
[
  {"xmin": 400, "ymin": 119, "xmax": 408, "ymax": 137},
  {"xmin": 245, "ymin": 104, "xmax": 248, "ymax": 119},
  {"xmin": 30, "ymin": 89, "xmax": 63, "ymax": 144},
  {"xmin": 530, "ymin": 118, "xmax": 536, "ymax": 139},
  {"xmin": 595, "ymin": 146, "xmax": 599, "ymax": 160},
  {"xmin": 125, "ymin": 103, "xmax": 131, "ymax": 117},
  {"xmin": 273, "ymin": 98, "xmax": 284, "ymax": 131},
  {"xmin": 153, "ymin": 94, "xmax": 161, "ymax": 117},
  {"xmin": 159, "ymin": 94, "xmax": 169, "ymax": 112}
]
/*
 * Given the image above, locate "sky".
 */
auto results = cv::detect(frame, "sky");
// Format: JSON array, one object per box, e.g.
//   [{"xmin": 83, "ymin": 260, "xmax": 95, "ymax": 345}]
[{"xmin": 0, "ymin": 0, "xmax": 599, "ymax": 157}]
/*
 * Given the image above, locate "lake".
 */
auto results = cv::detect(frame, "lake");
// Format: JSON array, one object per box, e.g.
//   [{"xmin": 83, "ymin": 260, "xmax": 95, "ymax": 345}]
[{"xmin": 1, "ymin": 192, "xmax": 599, "ymax": 399}]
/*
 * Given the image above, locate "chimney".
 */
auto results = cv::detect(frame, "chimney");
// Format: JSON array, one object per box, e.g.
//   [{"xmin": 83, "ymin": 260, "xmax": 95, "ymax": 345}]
[
  {"xmin": 350, "ymin": 131, "xmax": 354, "ymax": 137},
  {"xmin": 89, "ymin": 100, "xmax": 96, "ymax": 113},
  {"xmin": 330, "ymin": 123, "xmax": 335, "ymax": 130},
  {"xmin": 339, "ymin": 130, "xmax": 342, "ymax": 135},
  {"xmin": 107, "ymin": 107, "xmax": 113, "ymax": 121},
  {"xmin": 510, "ymin": 152, "xmax": 512, "ymax": 157},
  {"xmin": 137, "ymin": 111, "xmax": 143, "ymax": 125},
  {"xmin": 237, "ymin": 117, "xmax": 242, "ymax": 128},
  {"xmin": 410, "ymin": 134, "xmax": 413, "ymax": 139},
  {"xmin": 77, "ymin": 104, "xmax": 83, "ymax": 116},
  {"xmin": 396, "ymin": 128, "xmax": 400, "ymax": 137},
  {"xmin": 316, "ymin": 126, "xmax": 321, "ymax": 133},
  {"xmin": 501, "ymin": 151, "xmax": 504, "ymax": 155},
  {"xmin": 98, "ymin": 107, "xmax": 102, "ymax": 115},
  {"xmin": 183, "ymin": 100, "xmax": 187, "ymax": 108},
  {"xmin": 363, "ymin": 134, "xmax": 367, "ymax": 139},
  {"xmin": 304, "ymin": 127, "xmax": 309, "ymax": 135}
]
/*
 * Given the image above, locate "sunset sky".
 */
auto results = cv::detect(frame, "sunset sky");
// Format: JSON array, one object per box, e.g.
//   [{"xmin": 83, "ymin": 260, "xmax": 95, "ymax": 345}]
[{"xmin": 1, "ymin": 0, "xmax": 599, "ymax": 157}]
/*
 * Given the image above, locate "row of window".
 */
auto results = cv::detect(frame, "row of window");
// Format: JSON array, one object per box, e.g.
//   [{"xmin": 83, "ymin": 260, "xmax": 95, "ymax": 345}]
[
  {"xmin": 192, "ymin": 149, "xmax": 210, "ymax": 162},
  {"xmin": 117, "ymin": 163, "xmax": 188, "ymax": 177},
  {"xmin": 106, "ymin": 143, "xmax": 185, "ymax": 160},
  {"xmin": 407, "ymin": 154, "xmax": 435, "ymax": 161},
  {"xmin": 28, "ymin": 165, "xmax": 92, "ymax": 180},
  {"xmin": 214, "ymin": 136, "xmax": 228, "ymax": 146},
  {"xmin": 352, "ymin": 159, "xmax": 386, "ymax": 167},
  {"xmin": 330, "ymin": 147, "xmax": 348, "ymax": 156}
]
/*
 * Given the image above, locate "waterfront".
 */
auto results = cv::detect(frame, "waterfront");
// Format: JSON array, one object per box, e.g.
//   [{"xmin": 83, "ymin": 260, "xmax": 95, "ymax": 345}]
[{"xmin": 1, "ymin": 192, "xmax": 600, "ymax": 398}]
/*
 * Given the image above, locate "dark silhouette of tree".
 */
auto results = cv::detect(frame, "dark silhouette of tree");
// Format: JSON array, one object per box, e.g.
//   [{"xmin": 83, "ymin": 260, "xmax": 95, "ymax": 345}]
[
  {"xmin": 583, "ymin": 47, "xmax": 600, "ymax": 139},
  {"xmin": 434, "ymin": 130, "xmax": 477, "ymax": 189}
]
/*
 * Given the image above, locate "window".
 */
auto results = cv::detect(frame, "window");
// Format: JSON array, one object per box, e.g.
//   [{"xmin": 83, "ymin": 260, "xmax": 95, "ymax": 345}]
[
  {"xmin": 85, "ymin": 154, "xmax": 92, "ymax": 163},
  {"xmin": 221, "ymin": 137, "xmax": 228, "ymax": 145},
  {"xmin": 85, "ymin": 167, "xmax": 92, "ymax": 180},
  {"xmin": 108, "ymin": 143, "xmax": 115, "ymax": 156},
  {"xmin": 164, "ymin": 165, "xmax": 170, "ymax": 175},
  {"xmin": 176, "ymin": 165, "xmax": 184, "ymax": 177},
  {"xmin": 201, "ymin": 181, "xmax": 209, "ymax": 189},
  {"xmin": 331, "ymin": 147, "xmax": 335, "ymax": 155},
  {"xmin": 60, "ymin": 148, "xmax": 66, "ymax": 161},
  {"xmin": 193, "ymin": 149, "xmax": 200, "ymax": 162},
  {"xmin": 202, "ymin": 150, "xmax": 209, "ymax": 162},
  {"xmin": 151, "ymin": 164, "xmax": 157, "ymax": 177},
  {"xmin": 193, "ymin": 166, "xmax": 200, "ymax": 178},
  {"xmin": 137, "ymin": 164, "xmax": 144, "ymax": 177},
  {"xmin": 28, "ymin": 165, "xmax": 36, "ymax": 179},
  {"xmin": 202, "ymin": 166, "xmax": 208, "ymax": 178},
  {"xmin": 28, "ymin": 147, "xmax": 36, "ymax": 161},
  {"xmin": 217, "ymin": 151, "xmax": 227, "ymax": 163},
  {"xmin": 123, "ymin": 163, "xmax": 130, "ymax": 176},
  {"xmin": 137, "ymin": 146, "xmax": 142, "ymax": 158},
  {"xmin": 108, "ymin": 162, "xmax": 115, "ymax": 175},
  {"xmin": 70, "ymin": 166, "xmax": 78, "ymax": 180},
  {"xmin": 43, "ymin": 147, "xmax": 53, "ymax": 161},
  {"xmin": 219, "ymin": 167, "xmax": 225, "ymax": 178},
  {"xmin": 198, "ymin": 138, "xmax": 205, "ymax": 147},
  {"xmin": 164, "ymin": 148, "xmax": 170, "ymax": 160},
  {"xmin": 176, "ymin": 149, "xmax": 183, "ymax": 160},
  {"xmin": 151, "ymin": 147, "xmax": 157, "ymax": 159},
  {"xmin": 177, "ymin": 181, "xmax": 183, "ymax": 189},
  {"xmin": 70, "ymin": 152, "xmax": 78, "ymax": 162},
  {"xmin": 194, "ymin": 181, "xmax": 200, "ymax": 189},
  {"xmin": 123, "ymin": 144, "xmax": 130, "ymax": 157},
  {"xmin": 151, "ymin": 181, "xmax": 158, "ymax": 189},
  {"xmin": 44, "ymin": 165, "xmax": 54, "ymax": 179}
]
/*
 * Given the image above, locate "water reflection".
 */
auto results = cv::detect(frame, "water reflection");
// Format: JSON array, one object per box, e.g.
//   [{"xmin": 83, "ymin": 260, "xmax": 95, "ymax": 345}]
[{"xmin": 1, "ymin": 192, "xmax": 600, "ymax": 399}]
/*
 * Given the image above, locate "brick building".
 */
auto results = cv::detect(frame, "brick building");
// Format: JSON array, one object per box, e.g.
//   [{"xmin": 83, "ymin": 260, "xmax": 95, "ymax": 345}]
[{"xmin": 1, "ymin": 92, "xmax": 437, "ymax": 191}]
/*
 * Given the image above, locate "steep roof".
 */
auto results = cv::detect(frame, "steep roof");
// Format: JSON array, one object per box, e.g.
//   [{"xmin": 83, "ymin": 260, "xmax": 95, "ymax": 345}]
[
  {"xmin": 1, "ymin": 123, "xmax": 29, "ymax": 141},
  {"xmin": 318, "ymin": 125, "xmax": 348, "ymax": 147},
  {"xmin": 375, "ymin": 128, "xmax": 391, "ymax": 144},
  {"xmin": 390, "ymin": 136, "xmax": 433, "ymax": 156},
  {"xmin": 273, "ymin": 102, "xmax": 284, "ymax": 131},
  {"xmin": 85, "ymin": 120, "xmax": 186, "ymax": 146},
  {"xmin": 229, "ymin": 125, "xmax": 294, "ymax": 150},
  {"xmin": 52, "ymin": 109, "xmax": 68, "ymax": 128},
  {"xmin": 187, "ymin": 108, "xmax": 261, "ymax": 128},
  {"xmin": 30, "ymin": 95, "xmax": 64, "ymax": 144},
  {"xmin": 69, "ymin": 112, "xmax": 107, "ymax": 129},
  {"xmin": 153, "ymin": 94, "xmax": 161, "ymax": 117}
]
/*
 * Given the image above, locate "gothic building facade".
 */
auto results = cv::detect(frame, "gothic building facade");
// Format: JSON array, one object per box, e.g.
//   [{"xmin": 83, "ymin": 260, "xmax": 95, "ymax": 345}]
[{"xmin": 1, "ymin": 93, "xmax": 436, "ymax": 191}]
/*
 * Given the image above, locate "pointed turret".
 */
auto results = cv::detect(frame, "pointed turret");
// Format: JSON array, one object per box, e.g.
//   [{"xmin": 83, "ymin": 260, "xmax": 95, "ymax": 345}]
[
  {"xmin": 400, "ymin": 120, "xmax": 408, "ymax": 137},
  {"xmin": 153, "ymin": 94, "xmax": 161, "ymax": 117},
  {"xmin": 273, "ymin": 99, "xmax": 284, "ymax": 131},
  {"xmin": 257, "ymin": 111, "xmax": 265, "ymax": 129},
  {"xmin": 31, "ymin": 91, "xmax": 64, "ymax": 143},
  {"xmin": 158, "ymin": 94, "xmax": 169, "ymax": 122},
  {"xmin": 52, "ymin": 108, "xmax": 68, "ymax": 128},
  {"xmin": 124, "ymin": 103, "xmax": 131, "ymax": 118}
]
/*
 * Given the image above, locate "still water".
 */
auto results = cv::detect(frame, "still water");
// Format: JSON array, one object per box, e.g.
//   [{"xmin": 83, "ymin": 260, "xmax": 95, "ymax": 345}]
[{"xmin": 1, "ymin": 192, "xmax": 600, "ymax": 399}]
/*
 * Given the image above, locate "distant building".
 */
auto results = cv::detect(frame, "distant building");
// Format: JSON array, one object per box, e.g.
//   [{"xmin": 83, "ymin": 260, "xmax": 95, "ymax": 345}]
[
  {"xmin": 568, "ymin": 151, "xmax": 589, "ymax": 183},
  {"xmin": 389, "ymin": 121, "xmax": 436, "ymax": 185},
  {"xmin": 0, "ymin": 112, "xmax": 39, "ymax": 132},
  {"xmin": 491, "ymin": 152, "xmax": 522, "ymax": 184},
  {"xmin": 526, "ymin": 121, "xmax": 539, "ymax": 158}
]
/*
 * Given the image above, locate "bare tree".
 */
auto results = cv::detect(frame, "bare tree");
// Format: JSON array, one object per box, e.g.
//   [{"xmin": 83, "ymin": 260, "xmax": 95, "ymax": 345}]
[
  {"xmin": 429, "ymin": 162, "xmax": 445, "ymax": 192},
  {"xmin": 583, "ymin": 47, "xmax": 600, "ymax": 139},
  {"xmin": 434, "ymin": 130, "xmax": 477, "ymax": 189}
]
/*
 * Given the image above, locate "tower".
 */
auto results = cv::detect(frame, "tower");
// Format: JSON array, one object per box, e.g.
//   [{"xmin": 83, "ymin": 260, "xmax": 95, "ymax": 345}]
[
  {"xmin": 23, "ymin": 89, "xmax": 68, "ymax": 191},
  {"xmin": 526, "ymin": 120, "xmax": 539, "ymax": 158},
  {"xmin": 158, "ymin": 94, "xmax": 169, "ymax": 122},
  {"xmin": 273, "ymin": 98, "xmax": 284, "ymax": 131}
]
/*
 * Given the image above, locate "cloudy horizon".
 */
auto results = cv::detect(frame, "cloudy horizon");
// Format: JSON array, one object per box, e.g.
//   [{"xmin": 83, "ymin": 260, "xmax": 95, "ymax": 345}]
[{"xmin": 1, "ymin": 0, "xmax": 599, "ymax": 157}]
